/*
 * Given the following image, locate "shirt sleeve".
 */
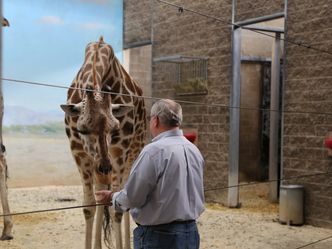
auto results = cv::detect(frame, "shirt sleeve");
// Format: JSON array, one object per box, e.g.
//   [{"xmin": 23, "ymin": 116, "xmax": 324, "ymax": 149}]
[
  {"xmin": 112, "ymin": 190, "xmax": 130, "ymax": 212},
  {"xmin": 112, "ymin": 149, "xmax": 157, "ymax": 212}
]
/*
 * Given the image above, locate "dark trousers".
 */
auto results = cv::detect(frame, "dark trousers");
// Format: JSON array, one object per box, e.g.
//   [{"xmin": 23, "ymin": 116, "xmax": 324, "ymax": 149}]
[{"xmin": 133, "ymin": 220, "xmax": 200, "ymax": 249}]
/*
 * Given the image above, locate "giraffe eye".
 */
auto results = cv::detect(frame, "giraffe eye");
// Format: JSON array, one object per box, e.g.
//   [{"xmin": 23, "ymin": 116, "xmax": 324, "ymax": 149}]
[
  {"xmin": 74, "ymin": 127, "xmax": 92, "ymax": 135},
  {"xmin": 79, "ymin": 130, "xmax": 92, "ymax": 135}
]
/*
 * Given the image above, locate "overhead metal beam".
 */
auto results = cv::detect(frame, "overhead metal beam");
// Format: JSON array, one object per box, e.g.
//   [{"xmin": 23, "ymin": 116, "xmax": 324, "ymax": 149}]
[
  {"xmin": 153, "ymin": 55, "xmax": 208, "ymax": 63},
  {"xmin": 242, "ymin": 26, "xmax": 284, "ymax": 34},
  {"xmin": 235, "ymin": 12, "xmax": 285, "ymax": 28},
  {"xmin": 123, "ymin": 40, "xmax": 152, "ymax": 50},
  {"xmin": 241, "ymin": 56, "xmax": 271, "ymax": 63}
]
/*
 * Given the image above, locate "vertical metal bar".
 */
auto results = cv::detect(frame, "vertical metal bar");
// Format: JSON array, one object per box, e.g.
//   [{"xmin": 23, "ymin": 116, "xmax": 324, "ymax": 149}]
[
  {"xmin": 280, "ymin": 0, "xmax": 288, "ymax": 187},
  {"xmin": 228, "ymin": 27, "xmax": 241, "ymax": 208},
  {"xmin": 269, "ymin": 33, "xmax": 281, "ymax": 202}
]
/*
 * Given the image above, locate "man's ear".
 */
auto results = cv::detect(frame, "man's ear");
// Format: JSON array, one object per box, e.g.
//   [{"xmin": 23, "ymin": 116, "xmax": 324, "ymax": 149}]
[
  {"xmin": 111, "ymin": 104, "xmax": 134, "ymax": 118},
  {"xmin": 60, "ymin": 102, "xmax": 83, "ymax": 117}
]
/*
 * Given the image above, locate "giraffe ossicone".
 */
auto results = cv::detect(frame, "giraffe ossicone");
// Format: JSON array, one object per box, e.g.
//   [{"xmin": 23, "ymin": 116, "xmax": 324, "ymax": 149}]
[{"xmin": 61, "ymin": 37, "xmax": 146, "ymax": 249}]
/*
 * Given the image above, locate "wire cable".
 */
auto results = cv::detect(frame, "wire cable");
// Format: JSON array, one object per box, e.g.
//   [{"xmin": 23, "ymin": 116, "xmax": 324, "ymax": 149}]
[
  {"xmin": 3, "ymin": 77, "xmax": 332, "ymax": 117},
  {"xmin": 0, "ymin": 203, "xmax": 110, "ymax": 218},
  {"xmin": 204, "ymin": 171, "xmax": 332, "ymax": 192},
  {"xmin": 156, "ymin": 0, "xmax": 332, "ymax": 57},
  {"xmin": 0, "ymin": 171, "xmax": 330, "ymax": 217}
]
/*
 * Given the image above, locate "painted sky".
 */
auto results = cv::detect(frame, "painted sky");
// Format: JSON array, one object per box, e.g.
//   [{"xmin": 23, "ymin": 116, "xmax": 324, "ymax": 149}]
[{"xmin": 2, "ymin": 0, "xmax": 123, "ymax": 112}]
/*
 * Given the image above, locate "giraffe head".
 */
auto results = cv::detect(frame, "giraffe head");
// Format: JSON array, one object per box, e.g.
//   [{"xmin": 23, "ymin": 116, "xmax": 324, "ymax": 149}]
[
  {"xmin": 61, "ymin": 37, "xmax": 133, "ymax": 184},
  {"xmin": 2, "ymin": 18, "xmax": 9, "ymax": 27}
]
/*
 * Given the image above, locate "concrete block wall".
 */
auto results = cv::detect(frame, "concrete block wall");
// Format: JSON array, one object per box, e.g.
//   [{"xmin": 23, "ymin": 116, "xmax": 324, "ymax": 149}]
[
  {"xmin": 123, "ymin": 45, "xmax": 152, "ymax": 109},
  {"xmin": 125, "ymin": 0, "xmax": 233, "ymax": 203},
  {"xmin": 124, "ymin": 0, "xmax": 151, "ymax": 45},
  {"xmin": 236, "ymin": 0, "xmax": 284, "ymax": 22},
  {"xmin": 283, "ymin": 0, "xmax": 332, "ymax": 228}
]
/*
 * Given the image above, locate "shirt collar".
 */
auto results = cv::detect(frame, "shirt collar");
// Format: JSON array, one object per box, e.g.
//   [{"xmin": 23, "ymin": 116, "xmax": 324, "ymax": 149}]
[{"xmin": 151, "ymin": 128, "xmax": 183, "ymax": 143}]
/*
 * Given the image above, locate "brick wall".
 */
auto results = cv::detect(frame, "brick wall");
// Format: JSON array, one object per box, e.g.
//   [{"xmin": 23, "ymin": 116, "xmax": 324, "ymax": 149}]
[{"xmin": 283, "ymin": 0, "xmax": 332, "ymax": 228}]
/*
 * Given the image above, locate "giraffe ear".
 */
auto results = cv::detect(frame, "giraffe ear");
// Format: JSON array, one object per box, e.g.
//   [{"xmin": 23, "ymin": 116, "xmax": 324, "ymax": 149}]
[
  {"xmin": 111, "ymin": 104, "xmax": 134, "ymax": 118},
  {"xmin": 60, "ymin": 103, "xmax": 83, "ymax": 117}
]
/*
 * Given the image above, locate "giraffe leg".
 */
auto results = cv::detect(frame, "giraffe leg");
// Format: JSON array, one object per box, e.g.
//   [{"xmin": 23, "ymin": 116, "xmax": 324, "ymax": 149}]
[
  {"xmin": 0, "ymin": 158, "xmax": 13, "ymax": 241},
  {"xmin": 124, "ymin": 212, "xmax": 131, "ymax": 249},
  {"xmin": 113, "ymin": 210, "xmax": 123, "ymax": 249},
  {"xmin": 94, "ymin": 183, "xmax": 109, "ymax": 249},
  {"xmin": 82, "ymin": 182, "xmax": 96, "ymax": 249}
]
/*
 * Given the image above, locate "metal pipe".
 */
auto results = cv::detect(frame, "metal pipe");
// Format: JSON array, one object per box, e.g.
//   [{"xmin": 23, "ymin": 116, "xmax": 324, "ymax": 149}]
[
  {"xmin": 242, "ymin": 26, "xmax": 284, "ymax": 34},
  {"xmin": 241, "ymin": 56, "xmax": 271, "ymax": 63},
  {"xmin": 123, "ymin": 40, "xmax": 152, "ymax": 50},
  {"xmin": 153, "ymin": 55, "xmax": 208, "ymax": 63},
  {"xmin": 232, "ymin": 0, "xmax": 237, "ymax": 24},
  {"xmin": 269, "ymin": 33, "xmax": 281, "ymax": 203},
  {"xmin": 280, "ymin": 0, "xmax": 288, "ymax": 188},
  {"xmin": 235, "ymin": 12, "xmax": 285, "ymax": 28},
  {"xmin": 228, "ymin": 27, "xmax": 241, "ymax": 208}
]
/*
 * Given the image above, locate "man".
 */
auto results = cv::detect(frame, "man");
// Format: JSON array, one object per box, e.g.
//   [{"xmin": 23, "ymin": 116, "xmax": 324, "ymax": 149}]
[{"xmin": 95, "ymin": 99, "xmax": 205, "ymax": 249}]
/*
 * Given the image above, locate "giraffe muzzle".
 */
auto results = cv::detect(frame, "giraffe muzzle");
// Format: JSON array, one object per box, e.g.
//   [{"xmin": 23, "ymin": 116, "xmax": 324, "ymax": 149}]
[
  {"xmin": 97, "ymin": 164, "xmax": 112, "ymax": 175},
  {"xmin": 95, "ymin": 164, "xmax": 113, "ymax": 185}
]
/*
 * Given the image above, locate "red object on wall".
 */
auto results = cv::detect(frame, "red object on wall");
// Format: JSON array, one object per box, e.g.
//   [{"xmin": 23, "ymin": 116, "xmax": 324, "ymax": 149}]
[
  {"xmin": 324, "ymin": 138, "xmax": 332, "ymax": 149},
  {"xmin": 184, "ymin": 132, "xmax": 197, "ymax": 143}
]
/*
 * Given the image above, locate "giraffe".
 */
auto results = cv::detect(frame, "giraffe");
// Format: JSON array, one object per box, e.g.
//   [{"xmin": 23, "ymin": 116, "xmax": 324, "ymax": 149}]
[
  {"xmin": 0, "ymin": 17, "xmax": 13, "ymax": 241},
  {"xmin": 0, "ymin": 145, "xmax": 12, "ymax": 241},
  {"xmin": 61, "ymin": 37, "xmax": 146, "ymax": 249},
  {"xmin": 2, "ymin": 18, "xmax": 9, "ymax": 27}
]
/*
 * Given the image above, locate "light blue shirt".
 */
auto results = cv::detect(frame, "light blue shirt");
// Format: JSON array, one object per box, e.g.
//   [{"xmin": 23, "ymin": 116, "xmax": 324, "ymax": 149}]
[{"xmin": 112, "ymin": 129, "xmax": 205, "ymax": 225}]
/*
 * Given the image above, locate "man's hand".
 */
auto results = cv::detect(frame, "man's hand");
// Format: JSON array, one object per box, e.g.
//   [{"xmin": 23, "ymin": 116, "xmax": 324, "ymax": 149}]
[{"xmin": 95, "ymin": 190, "xmax": 113, "ymax": 204}]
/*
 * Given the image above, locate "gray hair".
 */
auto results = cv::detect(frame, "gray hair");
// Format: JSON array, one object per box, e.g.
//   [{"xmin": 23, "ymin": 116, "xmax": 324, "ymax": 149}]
[{"xmin": 151, "ymin": 99, "xmax": 182, "ymax": 127}]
